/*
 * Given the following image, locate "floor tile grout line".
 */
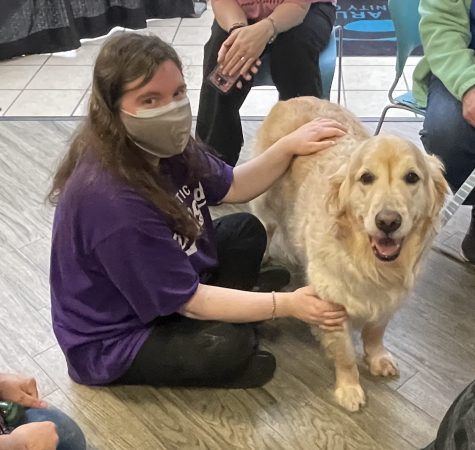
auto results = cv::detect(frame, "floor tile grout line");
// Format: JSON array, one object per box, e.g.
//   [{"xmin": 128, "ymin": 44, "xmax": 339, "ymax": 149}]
[
  {"xmin": 344, "ymin": 89, "xmax": 410, "ymax": 92},
  {"xmin": 9, "ymin": 87, "xmax": 91, "ymax": 91},
  {"xmin": 3, "ymin": 64, "xmax": 44, "ymax": 115},
  {"xmin": 0, "ymin": 90, "xmax": 23, "ymax": 117},
  {"xmin": 71, "ymin": 88, "xmax": 90, "ymax": 117},
  {"xmin": 15, "ymin": 236, "xmax": 44, "ymax": 252},
  {"xmin": 33, "ymin": 342, "xmax": 58, "ymax": 359},
  {"xmin": 3, "ymin": 88, "xmax": 87, "ymax": 91},
  {"xmin": 395, "ymin": 370, "xmax": 419, "ymax": 392},
  {"xmin": 172, "ymin": 19, "xmax": 183, "ymax": 43},
  {"xmin": 4, "ymin": 89, "xmax": 90, "ymax": 117},
  {"xmin": 21, "ymin": 55, "xmax": 49, "ymax": 90},
  {"xmin": 43, "ymin": 53, "xmax": 52, "ymax": 65},
  {"xmin": 36, "ymin": 64, "xmax": 94, "ymax": 67}
]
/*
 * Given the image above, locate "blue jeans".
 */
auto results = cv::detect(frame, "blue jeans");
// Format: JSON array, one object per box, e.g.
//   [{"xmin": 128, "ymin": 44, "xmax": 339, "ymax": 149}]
[
  {"xmin": 420, "ymin": 76, "xmax": 475, "ymax": 205},
  {"xmin": 18, "ymin": 407, "xmax": 86, "ymax": 450}
]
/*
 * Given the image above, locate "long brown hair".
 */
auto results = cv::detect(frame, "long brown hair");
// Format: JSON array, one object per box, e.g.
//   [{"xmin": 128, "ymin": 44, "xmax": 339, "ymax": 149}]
[{"xmin": 48, "ymin": 33, "xmax": 201, "ymax": 240}]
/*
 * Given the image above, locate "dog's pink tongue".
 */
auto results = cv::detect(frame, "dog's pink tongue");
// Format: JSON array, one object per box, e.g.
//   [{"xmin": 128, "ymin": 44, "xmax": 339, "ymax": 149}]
[{"xmin": 374, "ymin": 237, "xmax": 400, "ymax": 256}]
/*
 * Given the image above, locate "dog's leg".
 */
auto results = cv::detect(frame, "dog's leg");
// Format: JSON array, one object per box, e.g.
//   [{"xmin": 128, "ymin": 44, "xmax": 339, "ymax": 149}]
[
  {"xmin": 251, "ymin": 197, "xmax": 277, "ymax": 263},
  {"xmin": 263, "ymin": 221, "xmax": 277, "ymax": 263},
  {"xmin": 362, "ymin": 321, "xmax": 399, "ymax": 377},
  {"xmin": 320, "ymin": 323, "xmax": 366, "ymax": 412}
]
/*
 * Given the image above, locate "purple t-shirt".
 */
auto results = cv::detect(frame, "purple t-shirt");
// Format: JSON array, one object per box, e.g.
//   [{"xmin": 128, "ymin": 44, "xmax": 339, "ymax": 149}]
[{"xmin": 50, "ymin": 146, "xmax": 233, "ymax": 385}]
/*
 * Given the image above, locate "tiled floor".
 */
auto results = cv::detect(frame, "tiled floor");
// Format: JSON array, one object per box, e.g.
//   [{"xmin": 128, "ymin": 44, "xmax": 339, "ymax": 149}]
[{"xmin": 0, "ymin": 8, "xmax": 421, "ymax": 118}]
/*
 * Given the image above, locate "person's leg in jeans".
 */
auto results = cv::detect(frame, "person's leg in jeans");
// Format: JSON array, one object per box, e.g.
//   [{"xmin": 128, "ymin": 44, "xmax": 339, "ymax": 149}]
[
  {"xmin": 420, "ymin": 75, "xmax": 475, "ymax": 262},
  {"xmin": 196, "ymin": 21, "xmax": 253, "ymax": 166},
  {"xmin": 115, "ymin": 213, "xmax": 276, "ymax": 388},
  {"xmin": 19, "ymin": 407, "xmax": 87, "ymax": 450},
  {"xmin": 270, "ymin": 3, "xmax": 336, "ymax": 100}
]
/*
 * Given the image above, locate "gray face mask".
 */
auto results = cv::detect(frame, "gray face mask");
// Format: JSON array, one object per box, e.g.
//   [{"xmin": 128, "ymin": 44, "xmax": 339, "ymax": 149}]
[{"xmin": 121, "ymin": 97, "xmax": 192, "ymax": 158}]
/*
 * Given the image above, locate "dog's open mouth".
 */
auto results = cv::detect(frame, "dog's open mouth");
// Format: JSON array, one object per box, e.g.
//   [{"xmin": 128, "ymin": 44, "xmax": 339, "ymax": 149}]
[{"xmin": 370, "ymin": 236, "xmax": 403, "ymax": 262}]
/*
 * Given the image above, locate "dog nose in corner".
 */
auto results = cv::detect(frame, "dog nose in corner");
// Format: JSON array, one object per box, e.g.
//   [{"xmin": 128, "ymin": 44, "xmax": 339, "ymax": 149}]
[{"xmin": 375, "ymin": 210, "xmax": 402, "ymax": 234}]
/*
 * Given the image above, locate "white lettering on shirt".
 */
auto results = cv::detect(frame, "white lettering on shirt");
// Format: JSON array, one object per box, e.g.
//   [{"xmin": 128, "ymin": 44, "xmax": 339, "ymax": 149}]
[{"xmin": 172, "ymin": 182, "xmax": 207, "ymax": 256}]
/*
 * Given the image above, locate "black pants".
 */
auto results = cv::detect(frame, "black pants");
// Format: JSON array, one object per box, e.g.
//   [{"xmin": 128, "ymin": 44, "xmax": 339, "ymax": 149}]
[
  {"xmin": 115, "ymin": 213, "xmax": 268, "ymax": 387},
  {"xmin": 196, "ymin": 3, "xmax": 336, "ymax": 166},
  {"xmin": 423, "ymin": 380, "xmax": 475, "ymax": 450}
]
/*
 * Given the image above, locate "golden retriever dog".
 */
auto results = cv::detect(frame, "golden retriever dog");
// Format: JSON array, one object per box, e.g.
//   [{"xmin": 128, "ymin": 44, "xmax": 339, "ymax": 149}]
[{"xmin": 253, "ymin": 97, "xmax": 447, "ymax": 412}]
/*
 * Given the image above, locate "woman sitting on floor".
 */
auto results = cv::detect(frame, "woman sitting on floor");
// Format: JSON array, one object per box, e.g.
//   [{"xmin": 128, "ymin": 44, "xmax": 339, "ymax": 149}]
[{"xmin": 47, "ymin": 33, "xmax": 347, "ymax": 389}]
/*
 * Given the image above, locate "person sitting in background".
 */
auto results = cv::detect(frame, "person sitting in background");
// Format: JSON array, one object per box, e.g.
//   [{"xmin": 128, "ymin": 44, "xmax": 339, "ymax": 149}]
[
  {"xmin": 196, "ymin": 0, "xmax": 336, "ymax": 166},
  {"xmin": 413, "ymin": 0, "xmax": 475, "ymax": 263},
  {"xmin": 0, "ymin": 372, "xmax": 86, "ymax": 450}
]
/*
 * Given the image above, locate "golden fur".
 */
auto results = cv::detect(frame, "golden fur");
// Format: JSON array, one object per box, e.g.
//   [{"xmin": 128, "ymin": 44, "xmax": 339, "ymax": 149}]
[{"xmin": 253, "ymin": 97, "xmax": 448, "ymax": 411}]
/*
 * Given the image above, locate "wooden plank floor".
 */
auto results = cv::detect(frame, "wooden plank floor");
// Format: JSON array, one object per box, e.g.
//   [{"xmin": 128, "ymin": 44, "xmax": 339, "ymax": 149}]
[{"xmin": 0, "ymin": 119, "xmax": 474, "ymax": 450}]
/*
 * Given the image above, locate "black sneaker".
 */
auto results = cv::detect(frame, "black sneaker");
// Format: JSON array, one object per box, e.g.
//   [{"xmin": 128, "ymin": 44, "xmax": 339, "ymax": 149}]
[
  {"xmin": 253, "ymin": 266, "xmax": 291, "ymax": 292},
  {"xmin": 221, "ymin": 350, "xmax": 276, "ymax": 389},
  {"xmin": 461, "ymin": 206, "xmax": 475, "ymax": 264}
]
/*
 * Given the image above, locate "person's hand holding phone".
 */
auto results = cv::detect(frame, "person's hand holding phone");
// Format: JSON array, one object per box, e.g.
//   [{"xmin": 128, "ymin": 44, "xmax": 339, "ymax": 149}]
[
  {"xmin": 236, "ymin": 58, "xmax": 261, "ymax": 89},
  {"xmin": 208, "ymin": 57, "xmax": 261, "ymax": 93}
]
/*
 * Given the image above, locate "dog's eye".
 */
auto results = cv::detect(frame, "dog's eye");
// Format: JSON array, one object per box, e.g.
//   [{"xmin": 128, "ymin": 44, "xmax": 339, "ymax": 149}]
[
  {"xmin": 404, "ymin": 171, "xmax": 420, "ymax": 184},
  {"xmin": 359, "ymin": 172, "xmax": 375, "ymax": 185}
]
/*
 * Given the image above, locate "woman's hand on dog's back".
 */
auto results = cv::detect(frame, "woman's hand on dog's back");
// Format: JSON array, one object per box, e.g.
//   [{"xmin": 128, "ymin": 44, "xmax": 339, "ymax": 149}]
[
  {"xmin": 280, "ymin": 118, "xmax": 347, "ymax": 157},
  {"xmin": 277, "ymin": 286, "xmax": 347, "ymax": 330}
]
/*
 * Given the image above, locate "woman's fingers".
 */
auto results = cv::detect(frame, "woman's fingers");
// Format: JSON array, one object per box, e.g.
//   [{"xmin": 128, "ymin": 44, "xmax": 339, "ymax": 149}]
[
  {"xmin": 218, "ymin": 33, "xmax": 238, "ymax": 64},
  {"xmin": 307, "ymin": 141, "xmax": 336, "ymax": 153},
  {"xmin": 321, "ymin": 317, "xmax": 347, "ymax": 326},
  {"xmin": 225, "ymin": 55, "xmax": 248, "ymax": 76},
  {"xmin": 241, "ymin": 59, "xmax": 262, "ymax": 80},
  {"xmin": 217, "ymin": 44, "xmax": 229, "ymax": 65},
  {"xmin": 309, "ymin": 118, "xmax": 348, "ymax": 132},
  {"xmin": 323, "ymin": 310, "xmax": 347, "ymax": 319},
  {"xmin": 315, "ymin": 127, "xmax": 347, "ymax": 140},
  {"xmin": 222, "ymin": 44, "xmax": 261, "ymax": 75},
  {"xmin": 318, "ymin": 324, "xmax": 344, "ymax": 331},
  {"xmin": 17, "ymin": 393, "xmax": 47, "ymax": 409},
  {"xmin": 222, "ymin": 41, "xmax": 244, "ymax": 73},
  {"xmin": 23, "ymin": 377, "xmax": 38, "ymax": 399},
  {"xmin": 236, "ymin": 60, "xmax": 261, "ymax": 88},
  {"xmin": 240, "ymin": 59, "xmax": 255, "ymax": 78}
]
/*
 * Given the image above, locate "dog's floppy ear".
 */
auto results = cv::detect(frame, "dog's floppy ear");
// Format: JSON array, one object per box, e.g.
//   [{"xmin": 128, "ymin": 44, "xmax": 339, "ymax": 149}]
[
  {"xmin": 425, "ymin": 154, "xmax": 449, "ymax": 217},
  {"xmin": 326, "ymin": 164, "xmax": 350, "ymax": 216}
]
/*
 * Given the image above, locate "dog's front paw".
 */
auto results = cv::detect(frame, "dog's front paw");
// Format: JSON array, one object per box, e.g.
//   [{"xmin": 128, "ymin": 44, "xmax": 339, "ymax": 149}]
[
  {"xmin": 334, "ymin": 384, "xmax": 366, "ymax": 412},
  {"xmin": 367, "ymin": 352, "xmax": 399, "ymax": 377}
]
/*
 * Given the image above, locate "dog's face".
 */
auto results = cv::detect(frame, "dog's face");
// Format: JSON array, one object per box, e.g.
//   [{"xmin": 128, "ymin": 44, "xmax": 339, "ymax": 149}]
[{"xmin": 328, "ymin": 135, "xmax": 448, "ymax": 262}]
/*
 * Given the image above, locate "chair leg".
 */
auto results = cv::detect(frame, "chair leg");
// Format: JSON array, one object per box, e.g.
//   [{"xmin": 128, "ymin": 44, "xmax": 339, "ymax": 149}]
[
  {"xmin": 336, "ymin": 26, "xmax": 343, "ymax": 105},
  {"xmin": 374, "ymin": 104, "xmax": 394, "ymax": 135},
  {"xmin": 440, "ymin": 168, "xmax": 475, "ymax": 228}
]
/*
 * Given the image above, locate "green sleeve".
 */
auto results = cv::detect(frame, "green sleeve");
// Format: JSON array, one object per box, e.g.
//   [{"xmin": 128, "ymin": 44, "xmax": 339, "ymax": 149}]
[{"xmin": 419, "ymin": 0, "xmax": 475, "ymax": 101}]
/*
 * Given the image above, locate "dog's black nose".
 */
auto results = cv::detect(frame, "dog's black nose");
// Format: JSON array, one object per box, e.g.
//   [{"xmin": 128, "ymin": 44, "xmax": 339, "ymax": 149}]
[{"xmin": 375, "ymin": 210, "xmax": 402, "ymax": 234}]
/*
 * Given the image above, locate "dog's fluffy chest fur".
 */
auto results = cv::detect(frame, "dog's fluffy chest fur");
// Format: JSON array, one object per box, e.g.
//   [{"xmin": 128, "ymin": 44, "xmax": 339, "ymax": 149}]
[{"xmin": 256, "ymin": 131, "xmax": 419, "ymax": 324}]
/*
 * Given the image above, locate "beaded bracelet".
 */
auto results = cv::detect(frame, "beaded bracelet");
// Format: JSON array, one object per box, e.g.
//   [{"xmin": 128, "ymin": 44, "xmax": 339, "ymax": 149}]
[
  {"xmin": 265, "ymin": 17, "xmax": 278, "ymax": 44},
  {"xmin": 228, "ymin": 22, "xmax": 246, "ymax": 34}
]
